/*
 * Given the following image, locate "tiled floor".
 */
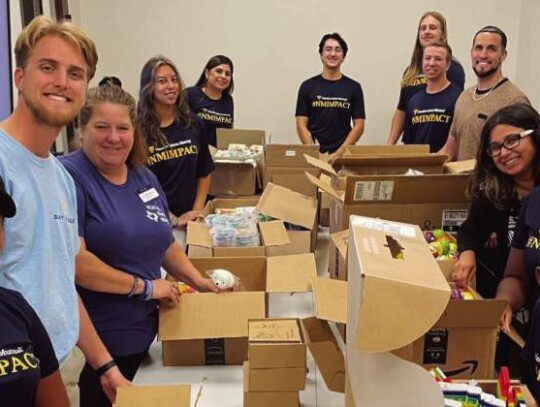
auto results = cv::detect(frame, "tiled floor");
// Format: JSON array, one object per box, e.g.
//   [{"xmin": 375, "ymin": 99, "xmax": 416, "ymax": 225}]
[{"xmin": 134, "ymin": 227, "xmax": 345, "ymax": 406}]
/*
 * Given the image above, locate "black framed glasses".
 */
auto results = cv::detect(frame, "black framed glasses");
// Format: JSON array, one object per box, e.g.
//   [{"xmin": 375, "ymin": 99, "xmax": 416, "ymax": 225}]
[{"xmin": 486, "ymin": 129, "xmax": 535, "ymax": 157}]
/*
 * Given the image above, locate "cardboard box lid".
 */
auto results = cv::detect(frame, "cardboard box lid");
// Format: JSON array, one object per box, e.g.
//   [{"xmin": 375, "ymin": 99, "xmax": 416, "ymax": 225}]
[
  {"xmin": 248, "ymin": 319, "xmax": 302, "ymax": 342},
  {"xmin": 158, "ymin": 291, "xmax": 265, "ymax": 340},
  {"xmin": 216, "ymin": 128, "xmax": 265, "ymax": 149},
  {"xmin": 305, "ymin": 172, "xmax": 342, "ymax": 200},
  {"xmin": 115, "ymin": 385, "xmax": 191, "ymax": 407},
  {"xmin": 303, "ymin": 154, "xmax": 337, "ymax": 176},
  {"xmin": 334, "ymin": 153, "xmax": 447, "ymax": 168},
  {"xmin": 330, "ymin": 230, "xmax": 349, "ymax": 260},
  {"xmin": 311, "ymin": 277, "xmax": 347, "ymax": 324},
  {"xmin": 186, "ymin": 219, "xmax": 289, "ymax": 248},
  {"xmin": 266, "ymin": 253, "xmax": 317, "ymax": 292},
  {"xmin": 437, "ymin": 296, "xmax": 507, "ymax": 328},
  {"xmin": 256, "ymin": 183, "xmax": 317, "ymax": 230},
  {"xmin": 342, "ymin": 144, "xmax": 430, "ymax": 156},
  {"xmin": 443, "ymin": 159, "xmax": 476, "ymax": 174},
  {"xmin": 348, "ymin": 216, "xmax": 451, "ymax": 352}
]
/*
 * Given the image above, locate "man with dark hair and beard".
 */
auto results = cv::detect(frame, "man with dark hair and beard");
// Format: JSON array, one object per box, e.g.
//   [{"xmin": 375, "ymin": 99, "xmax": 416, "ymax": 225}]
[{"xmin": 439, "ymin": 25, "xmax": 529, "ymax": 161}]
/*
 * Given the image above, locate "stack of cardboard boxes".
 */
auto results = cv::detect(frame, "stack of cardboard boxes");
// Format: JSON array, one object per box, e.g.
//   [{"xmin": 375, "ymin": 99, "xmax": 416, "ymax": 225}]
[{"xmin": 243, "ymin": 319, "xmax": 306, "ymax": 406}]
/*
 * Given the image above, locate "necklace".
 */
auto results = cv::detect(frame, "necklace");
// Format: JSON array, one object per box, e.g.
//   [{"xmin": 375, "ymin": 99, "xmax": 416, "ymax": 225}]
[{"xmin": 472, "ymin": 77, "xmax": 508, "ymax": 101}]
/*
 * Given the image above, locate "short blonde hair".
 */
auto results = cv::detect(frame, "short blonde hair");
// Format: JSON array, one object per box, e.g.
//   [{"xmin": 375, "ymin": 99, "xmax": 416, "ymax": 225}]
[{"xmin": 15, "ymin": 15, "xmax": 98, "ymax": 81}]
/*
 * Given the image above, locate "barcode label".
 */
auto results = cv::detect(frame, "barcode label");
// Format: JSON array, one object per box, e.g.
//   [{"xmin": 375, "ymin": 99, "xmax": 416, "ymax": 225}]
[
  {"xmin": 441, "ymin": 209, "xmax": 468, "ymax": 232},
  {"xmin": 285, "ymin": 150, "xmax": 296, "ymax": 157},
  {"xmin": 353, "ymin": 181, "xmax": 394, "ymax": 201},
  {"xmin": 350, "ymin": 216, "xmax": 416, "ymax": 238}
]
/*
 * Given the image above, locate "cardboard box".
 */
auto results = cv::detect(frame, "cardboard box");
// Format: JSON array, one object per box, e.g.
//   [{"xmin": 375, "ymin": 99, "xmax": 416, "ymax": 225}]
[
  {"xmin": 345, "ymin": 216, "xmax": 451, "ymax": 406},
  {"xmin": 256, "ymin": 183, "xmax": 318, "ymax": 254},
  {"xmin": 329, "ymin": 229, "xmax": 348, "ymax": 281},
  {"xmin": 187, "ymin": 219, "xmax": 290, "ymax": 257},
  {"xmin": 115, "ymin": 385, "xmax": 191, "ymax": 407},
  {"xmin": 243, "ymin": 390, "xmax": 299, "ymax": 407},
  {"xmin": 243, "ymin": 361, "xmax": 306, "ymax": 392},
  {"xmin": 209, "ymin": 129, "xmax": 265, "ymax": 196},
  {"xmin": 264, "ymin": 144, "xmax": 320, "ymax": 197},
  {"xmin": 159, "ymin": 254, "xmax": 317, "ymax": 366},
  {"xmin": 443, "ymin": 159, "xmax": 476, "ymax": 174},
  {"xmin": 187, "ymin": 185, "xmax": 318, "ymax": 257},
  {"xmin": 403, "ymin": 284, "xmax": 507, "ymax": 379},
  {"xmin": 248, "ymin": 319, "xmax": 306, "ymax": 369},
  {"xmin": 342, "ymin": 144, "xmax": 430, "ymax": 156}
]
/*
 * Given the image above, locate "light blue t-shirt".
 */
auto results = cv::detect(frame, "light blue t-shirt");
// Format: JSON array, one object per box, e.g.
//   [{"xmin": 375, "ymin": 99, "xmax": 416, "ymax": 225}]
[{"xmin": 0, "ymin": 130, "xmax": 79, "ymax": 363}]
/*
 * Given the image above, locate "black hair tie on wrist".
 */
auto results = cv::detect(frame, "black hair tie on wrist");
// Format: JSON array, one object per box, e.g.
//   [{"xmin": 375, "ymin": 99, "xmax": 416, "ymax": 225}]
[{"xmin": 95, "ymin": 360, "xmax": 117, "ymax": 377}]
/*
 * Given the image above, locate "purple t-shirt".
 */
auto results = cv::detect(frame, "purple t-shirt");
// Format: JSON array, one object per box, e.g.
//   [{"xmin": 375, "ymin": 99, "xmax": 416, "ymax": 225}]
[{"xmin": 61, "ymin": 151, "xmax": 173, "ymax": 355}]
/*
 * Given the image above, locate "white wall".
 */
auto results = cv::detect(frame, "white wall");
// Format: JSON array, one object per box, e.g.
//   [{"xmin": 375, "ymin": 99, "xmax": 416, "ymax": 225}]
[
  {"xmin": 67, "ymin": 1, "xmax": 528, "ymax": 144},
  {"xmin": 517, "ymin": 0, "xmax": 540, "ymax": 107}
]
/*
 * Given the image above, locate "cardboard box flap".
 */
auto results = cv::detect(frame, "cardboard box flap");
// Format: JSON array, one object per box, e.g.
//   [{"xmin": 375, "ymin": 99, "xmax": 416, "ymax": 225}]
[
  {"xmin": 301, "ymin": 316, "xmax": 345, "ymax": 392},
  {"xmin": 216, "ymin": 128, "xmax": 265, "ymax": 149},
  {"xmin": 158, "ymin": 292, "xmax": 265, "ymax": 340},
  {"xmin": 258, "ymin": 220, "xmax": 290, "ymax": 247},
  {"xmin": 443, "ymin": 159, "xmax": 476, "ymax": 174},
  {"xmin": 343, "ymin": 144, "xmax": 430, "ymax": 156},
  {"xmin": 330, "ymin": 230, "xmax": 349, "ymax": 259},
  {"xmin": 305, "ymin": 172, "xmax": 342, "ymax": 200},
  {"xmin": 342, "ymin": 174, "xmax": 469, "ymax": 205},
  {"xmin": 266, "ymin": 253, "xmax": 318, "ymax": 292},
  {"xmin": 303, "ymin": 153, "xmax": 337, "ymax": 175},
  {"xmin": 335, "ymin": 153, "xmax": 447, "ymax": 167},
  {"xmin": 256, "ymin": 183, "xmax": 317, "ymax": 230},
  {"xmin": 115, "ymin": 385, "xmax": 191, "ymax": 407},
  {"xmin": 349, "ymin": 223, "xmax": 451, "ymax": 352},
  {"xmin": 437, "ymin": 297, "xmax": 507, "ymax": 328},
  {"xmin": 186, "ymin": 221, "xmax": 212, "ymax": 248},
  {"xmin": 265, "ymin": 144, "xmax": 319, "ymax": 167},
  {"xmin": 311, "ymin": 277, "xmax": 347, "ymax": 324}
]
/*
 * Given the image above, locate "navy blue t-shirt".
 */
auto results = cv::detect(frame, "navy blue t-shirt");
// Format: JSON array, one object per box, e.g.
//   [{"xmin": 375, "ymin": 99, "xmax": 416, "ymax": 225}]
[
  {"xmin": 147, "ymin": 118, "xmax": 214, "ymax": 217},
  {"xmin": 523, "ymin": 298, "xmax": 540, "ymax": 402},
  {"xmin": 397, "ymin": 59, "xmax": 465, "ymax": 111},
  {"xmin": 295, "ymin": 74, "xmax": 366, "ymax": 154},
  {"xmin": 61, "ymin": 150, "xmax": 174, "ymax": 355},
  {"xmin": 185, "ymin": 86, "xmax": 234, "ymax": 147},
  {"xmin": 403, "ymin": 83, "xmax": 462, "ymax": 152},
  {"xmin": 0, "ymin": 286, "xmax": 58, "ymax": 406},
  {"xmin": 512, "ymin": 188, "xmax": 540, "ymax": 305}
]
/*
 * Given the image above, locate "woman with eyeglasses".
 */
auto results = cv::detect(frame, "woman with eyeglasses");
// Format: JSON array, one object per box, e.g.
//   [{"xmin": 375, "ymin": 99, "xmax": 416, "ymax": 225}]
[
  {"xmin": 452, "ymin": 103, "xmax": 540, "ymax": 377},
  {"xmin": 185, "ymin": 55, "xmax": 234, "ymax": 147}
]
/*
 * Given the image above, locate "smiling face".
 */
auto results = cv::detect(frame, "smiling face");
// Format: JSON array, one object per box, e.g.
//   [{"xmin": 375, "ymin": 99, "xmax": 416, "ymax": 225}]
[
  {"xmin": 152, "ymin": 64, "xmax": 180, "ymax": 107},
  {"xmin": 422, "ymin": 45, "xmax": 450, "ymax": 81},
  {"xmin": 14, "ymin": 35, "xmax": 88, "ymax": 128},
  {"xmin": 81, "ymin": 102, "xmax": 134, "ymax": 173},
  {"xmin": 490, "ymin": 124, "xmax": 536, "ymax": 178},
  {"xmin": 205, "ymin": 63, "xmax": 232, "ymax": 95},
  {"xmin": 418, "ymin": 15, "xmax": 444, "ymax": 47},
  {"xmin": 471, "ymin": 32, "xmax": 506, "ymax": 79},
  {"xmin": 320, "ymin": 38, "xmax": 345, "ymax": 71}
]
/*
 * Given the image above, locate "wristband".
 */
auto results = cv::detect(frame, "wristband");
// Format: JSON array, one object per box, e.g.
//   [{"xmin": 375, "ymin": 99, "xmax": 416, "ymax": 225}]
[
  {"xmin": 140, "ymin": 279, "xmax": 149, "ymax": 299},
  {"xmin": 127, "ymin": 276, "xmax": 139, "ymax": 297},
  {"xmin": 144, "ymin": 280, "xmax": 154, "ymax": 301},
  {"xmin": 95, "ymin": 360, "xmax": 116, "ymax": 377}
]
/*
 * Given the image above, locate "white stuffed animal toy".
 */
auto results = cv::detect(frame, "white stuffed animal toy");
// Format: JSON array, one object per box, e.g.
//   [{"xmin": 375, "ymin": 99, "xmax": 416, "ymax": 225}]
[{"xmin": 207, "ymin": 269, "xmax": 239, "ymax": 290}]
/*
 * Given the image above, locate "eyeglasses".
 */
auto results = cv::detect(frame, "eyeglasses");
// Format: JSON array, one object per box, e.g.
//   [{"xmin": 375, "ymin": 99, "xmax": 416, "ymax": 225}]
[{"xmin": 486, "ymin": 129, "xmax": 535, "ymax": 157}]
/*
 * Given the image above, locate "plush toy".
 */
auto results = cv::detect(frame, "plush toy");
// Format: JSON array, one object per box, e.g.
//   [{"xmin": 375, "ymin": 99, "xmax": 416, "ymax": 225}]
[{"xmin": 207, "ymin": 269, "xmax": 240, "ymax": 290}]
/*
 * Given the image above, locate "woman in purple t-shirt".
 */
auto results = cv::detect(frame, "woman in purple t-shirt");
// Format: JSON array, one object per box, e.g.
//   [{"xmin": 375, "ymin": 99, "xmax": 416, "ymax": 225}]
[{"xmin": 60, "ymin": 85, "xmax": 218, "ymax": 407}]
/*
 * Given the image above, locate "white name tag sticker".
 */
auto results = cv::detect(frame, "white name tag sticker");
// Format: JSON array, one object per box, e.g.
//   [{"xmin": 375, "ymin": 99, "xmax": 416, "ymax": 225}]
[{"xmin": 138, "ymin": 187, "xmax": 159, "ymax": 203}]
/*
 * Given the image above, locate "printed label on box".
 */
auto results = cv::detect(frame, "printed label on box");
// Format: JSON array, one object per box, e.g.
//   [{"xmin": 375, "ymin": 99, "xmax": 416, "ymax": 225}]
[
  {"xmin": 285, "ymin": 150, "xmax": 296, "ymax": 157},
  {"xmin": 353, "ymin": 181, "xmax": 394, "ymax": 202},
  {"xmin": 204, "ymin": 338, "xmax": 226, "ymax": 365},
  {"xmin": 351, "ymin": 216, "xmax": 416, "ymax": 238},
  {"xmin": 441, "ymin": 209, "xmax": 468, "ymax": 233},
  {"xmin": 423, "ymin": 328, "xmax": 448, "ymax": 364}
]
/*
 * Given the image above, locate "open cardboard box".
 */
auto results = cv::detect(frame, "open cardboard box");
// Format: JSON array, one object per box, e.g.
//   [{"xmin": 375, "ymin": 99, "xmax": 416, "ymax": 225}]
[
  {"xmin": 443, "ymin": 158, "xmax": 476, "ymax": 174},
  {"xmin": 264, "ymin": 144, "xmax": 320, "ymax": 198},
  {"xmin": 209, "ymin": 129, "xmax": 265, "ymax": 196},
  {"xmin": 159, "ymin": 254, "xmax": 317, "ymax": 366},
  {"xmin": 187, "ymin": 184, "xmax": 318, "ymax": 257},
  {"xmin": 114, "ymin": 384, "xmax": 191, "ymax": 407},
  {"xmin": 304, "ymin": 154, "xmax": 470, "ymax": 234}
]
